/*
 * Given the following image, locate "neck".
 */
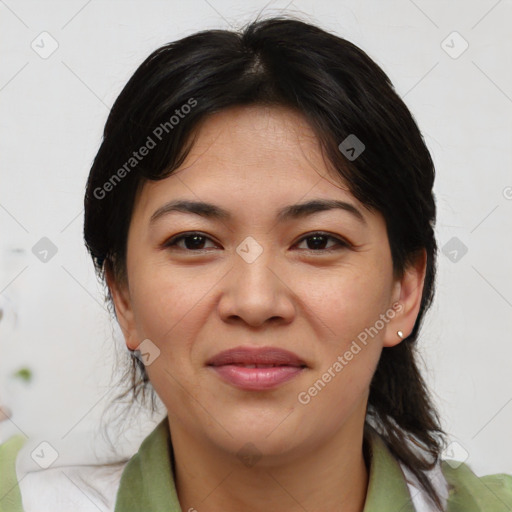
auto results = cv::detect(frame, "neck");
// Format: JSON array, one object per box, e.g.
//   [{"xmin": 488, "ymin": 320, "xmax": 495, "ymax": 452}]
[{"xmin": 168, "ymin": 415, "xmax": 369, "ymax": 512}]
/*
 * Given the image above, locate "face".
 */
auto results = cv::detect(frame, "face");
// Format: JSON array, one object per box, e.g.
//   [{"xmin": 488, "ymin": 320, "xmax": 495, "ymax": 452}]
[{"xmin": 110, "ymin": 105, "xmax": 425, "ymax": 463}]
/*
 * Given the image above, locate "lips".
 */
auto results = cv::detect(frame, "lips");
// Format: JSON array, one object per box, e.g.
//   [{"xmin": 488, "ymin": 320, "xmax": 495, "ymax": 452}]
[
  {"xmin": 206, "ymin": 347, "xmax": 307, "ymax": 368},
  {"xmin": 206, "ymin": 346, "xmax": 307, "ymax": 391}
]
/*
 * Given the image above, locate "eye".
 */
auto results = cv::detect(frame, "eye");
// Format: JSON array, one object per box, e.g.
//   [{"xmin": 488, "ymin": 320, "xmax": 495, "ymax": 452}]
[
  {"xmin": 162, "ymin": 231, "xmax": 350, "ymax": 253},
  {"xmin": 294, "ymin": 232, "xmax": 350, "ymax": 252},
  {"xmin": 164, "ymin": 232, "xmax": 219, "ymax": 251}
]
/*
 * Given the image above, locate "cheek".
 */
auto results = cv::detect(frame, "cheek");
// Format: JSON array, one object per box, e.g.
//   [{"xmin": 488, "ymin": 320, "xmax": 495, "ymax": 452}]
[
  {"xmin": 128, "ymin": 260, "xmax": 222, "ymax": 348},
  {"xmin": 128, "ymin": 265, "xmax": 214, "ymax": 408},
  {"xmin": 296, "ymin": 263, "xmax": 393, "ymax": 344},
  {"xmin": 293, "ymin": 272, "xmax": 385, "ymax": 438},
  {"xmin": 291, "ymin": 261, "xmax": 391, "ymax": 407}
]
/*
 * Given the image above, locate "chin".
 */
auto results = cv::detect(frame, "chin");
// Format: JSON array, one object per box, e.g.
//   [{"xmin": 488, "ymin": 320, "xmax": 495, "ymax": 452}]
[{"xmin": 204, "ymin": 411, "xmax": 309, "ymax": 459}]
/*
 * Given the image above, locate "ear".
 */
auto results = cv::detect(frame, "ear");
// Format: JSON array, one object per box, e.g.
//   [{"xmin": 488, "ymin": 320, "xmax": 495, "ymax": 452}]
[
  {"xmin": 105, "ymin": 264, "xmax": 140, "ymax": 351},
  {"xmin": 383, "ymin": 249, "xmax": 427, "ymax": 348}
]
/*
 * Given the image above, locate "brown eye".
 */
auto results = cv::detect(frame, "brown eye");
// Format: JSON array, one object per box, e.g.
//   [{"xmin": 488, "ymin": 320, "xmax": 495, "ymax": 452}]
[
  {"xmin": 295, "ymin": 233, "xmax": 349, "ymax": 251},
  {"xmin": 165, "ymin": 232, "xmax": 218, "ymax": 251}
]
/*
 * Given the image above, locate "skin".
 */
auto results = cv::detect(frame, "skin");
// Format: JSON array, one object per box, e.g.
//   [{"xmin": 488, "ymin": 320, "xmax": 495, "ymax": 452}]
[{"xmin": 109, "ymin": 105, "xmax": 426, "ymax": 512}]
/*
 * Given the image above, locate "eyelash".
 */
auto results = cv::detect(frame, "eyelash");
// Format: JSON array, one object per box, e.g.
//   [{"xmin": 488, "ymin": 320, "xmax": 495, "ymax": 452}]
[{"xmin": 163, "ymin": 231, "xmax": 351, "ymax": 253}]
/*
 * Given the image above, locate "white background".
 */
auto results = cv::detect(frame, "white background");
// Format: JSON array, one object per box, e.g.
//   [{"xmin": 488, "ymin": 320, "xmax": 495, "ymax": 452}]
[{"xmin": 1, "ymin": 0, "xmax": 511, "ymax": 476}]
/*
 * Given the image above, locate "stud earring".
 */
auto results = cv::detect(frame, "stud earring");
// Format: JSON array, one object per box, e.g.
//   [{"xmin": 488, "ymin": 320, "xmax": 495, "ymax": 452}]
[{"xmin": 397, "ymin": 330, "xmax": 404, "ymax": 339}]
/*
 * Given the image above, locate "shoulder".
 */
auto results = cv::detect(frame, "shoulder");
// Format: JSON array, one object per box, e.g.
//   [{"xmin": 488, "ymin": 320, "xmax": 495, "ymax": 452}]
[
  {"xmin": 0, "ymin": 434, "xmax": 26, "ymax": 512},
  {"xmin": 441, "ymin": 459, "xmax": 512, "ymax": 511},
  {"xmin": 0, "ymin": 432, "xmax": 129, "ymax": 512},
  {"xmin": 383, "ymin": 431, "xmax": 511, "ymax": 512}
]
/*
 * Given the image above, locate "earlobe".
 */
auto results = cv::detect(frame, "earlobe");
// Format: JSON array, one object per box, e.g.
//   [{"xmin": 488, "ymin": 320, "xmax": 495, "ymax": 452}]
[
  {"xmin": 383, "ymin": 249, "xmax": 427, "ymax": 348},
  {"xmin": 105, "ymin": 264, "xmax": 139, "ymax": 351}
]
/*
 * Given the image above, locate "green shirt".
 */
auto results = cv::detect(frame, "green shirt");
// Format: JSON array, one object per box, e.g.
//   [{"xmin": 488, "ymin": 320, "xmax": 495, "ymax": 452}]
[{"xmin": 1, "ymin": 418, "xmax": 511, "ymax": 511}]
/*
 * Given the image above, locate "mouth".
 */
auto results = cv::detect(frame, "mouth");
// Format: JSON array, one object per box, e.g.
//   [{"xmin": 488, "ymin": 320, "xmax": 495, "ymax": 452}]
[{"xmin": 206, "ymin": 346, "xmax": 308, "ymax": 391}]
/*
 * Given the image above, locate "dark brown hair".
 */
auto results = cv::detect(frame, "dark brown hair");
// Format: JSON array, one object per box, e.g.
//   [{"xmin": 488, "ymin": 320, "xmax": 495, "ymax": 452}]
[{"xmin": 84, "ymin": 16, "xmax": 444, "ymax": 508}]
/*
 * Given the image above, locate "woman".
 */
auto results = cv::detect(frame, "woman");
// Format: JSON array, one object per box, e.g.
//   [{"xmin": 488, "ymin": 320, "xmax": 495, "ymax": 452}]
[{"xmin": 1, "ymin": 16, "xmax": 511, "ymax": 512}]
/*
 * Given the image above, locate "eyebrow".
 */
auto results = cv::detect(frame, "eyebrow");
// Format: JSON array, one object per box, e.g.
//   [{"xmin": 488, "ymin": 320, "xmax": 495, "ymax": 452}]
[{"xmin": 150, "ymin": 199, "xmax": 366, "ymax": 225}]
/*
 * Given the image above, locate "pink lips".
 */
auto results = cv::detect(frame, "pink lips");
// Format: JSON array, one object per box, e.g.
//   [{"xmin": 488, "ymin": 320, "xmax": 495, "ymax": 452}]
[{"xmin": 206, "ymin": 347, "xmax": 307, "ymax": 391}]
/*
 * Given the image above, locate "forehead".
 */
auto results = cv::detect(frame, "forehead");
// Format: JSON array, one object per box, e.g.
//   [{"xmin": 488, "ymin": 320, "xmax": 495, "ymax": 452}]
[
  {"xmin": 180, "ymin": 105, "xmax": 334, "ymax": 179},
  {"xmin": 134, "ymin": 105, "xmax": 362, "ymax": 216}
]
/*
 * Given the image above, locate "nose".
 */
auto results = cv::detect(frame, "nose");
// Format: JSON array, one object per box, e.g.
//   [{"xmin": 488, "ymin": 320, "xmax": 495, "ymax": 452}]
[{"xmin": 217, "ymin": 246, "xmax": 296, "ymax": 328}]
